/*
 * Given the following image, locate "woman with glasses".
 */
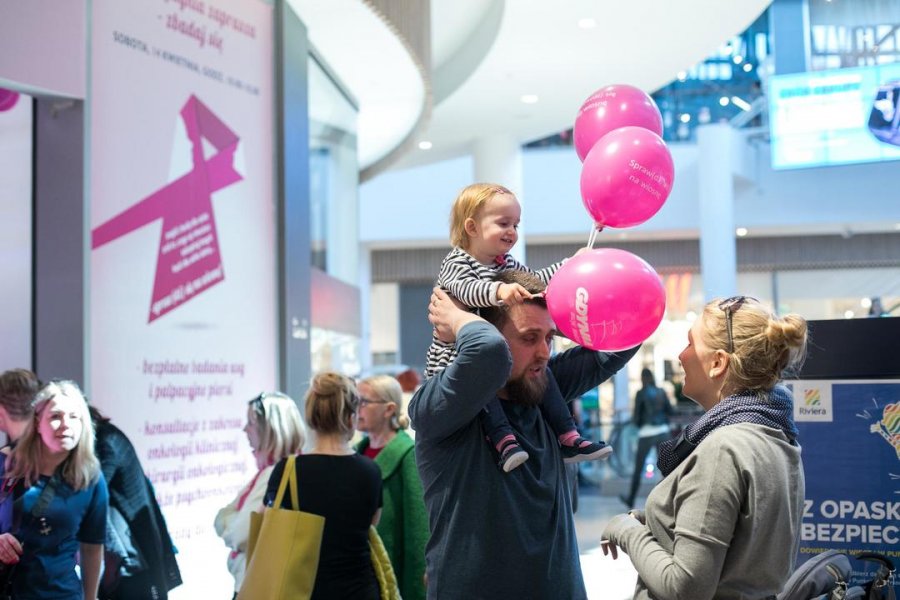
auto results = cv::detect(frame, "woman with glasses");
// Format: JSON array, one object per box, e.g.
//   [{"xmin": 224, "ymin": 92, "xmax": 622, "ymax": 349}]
[
  {"xmin": 214, "ymin": 392, "xmax": 306, "ymax": 597},
  {"xmin": 601, "ymin": 297, "xmax": 808, "ymax": 600},
  {"xmin": 355, "ymin": 375, "xmax": 427, "ymax": 600},
  {"xmin": 265, "ymin": 372, "xmax": 383, "ymax": 600},
  {"xmin": 0, "ymin": 380, "xmax": 108, "ymax": 600}
]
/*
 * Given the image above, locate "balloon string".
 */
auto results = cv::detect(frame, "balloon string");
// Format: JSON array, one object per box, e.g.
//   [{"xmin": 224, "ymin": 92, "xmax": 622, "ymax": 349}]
[{"xmin": 586, "ymin": 224, "xmax": 604, "ymax": 249}]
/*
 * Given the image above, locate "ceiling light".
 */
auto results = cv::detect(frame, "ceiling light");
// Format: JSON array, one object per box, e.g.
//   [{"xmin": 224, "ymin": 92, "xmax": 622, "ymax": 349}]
[
  {"xmin": 418, "ymin": 141, "xmax": 432, "ymax": 150},
  {"xmin": 732, "ymin": 55, "xmax": 744, "ymax": 64},
  {"xmin": 520, "ymin": 94, "xmax": 539, "ymax": 104},
  {"xmin": 679, "ymin": 113, "xmax": 691, "ymax": 123},
  {"xmin": 578, "ymin": 18, "xmax": 597, "ymax": 29},
  {"xmin": 861, "ymin": 297, "xmax": 873, "ymax": 309},
  {"xmin": 736, "ymin": 227, "xmax": 748, "ymax": 237},
  {"xmin": 844, "ymin": 310, "xmax": 855, "ymax": 319},
  {"xmin": 719, "ymin": 96, "xmax": 730, "ymax": 107},
  {"xmin": 731, "ymin": 96, "xmax": 752, "ymax": 111},
  {"xmin": 743, "ymin": 63, "xmax": 753, "ymax": 72}
]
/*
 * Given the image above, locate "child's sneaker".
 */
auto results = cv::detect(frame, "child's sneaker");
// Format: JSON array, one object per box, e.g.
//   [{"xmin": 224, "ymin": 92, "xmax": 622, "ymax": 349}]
[
  {"xmin": 498, "ymin": 440, "xmax": 529, "ymax": 472},
  {"xmin": 560, "ymin": 438, "xmax": 612, "ymax": 464}
]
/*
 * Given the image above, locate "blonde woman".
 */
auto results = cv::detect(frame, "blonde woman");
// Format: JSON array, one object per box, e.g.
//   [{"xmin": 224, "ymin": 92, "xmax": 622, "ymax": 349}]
[
  {"xmin": 0, "ymin": 380, "xmax": 108, "ymax": 600},
  {"xmin": 265, "ymin": 372, "xmax": 382, "ymax": 600},
  {"xmin": 215, "ymin": 392, "xmax": 306, "ymax": 596},
  {"xmin": 602, "ymin": 296, "xmax": 808, "ymax": 600},
  {"xmin": 355, "ymin": 375, "xmax": 428, "ymax": 600}
]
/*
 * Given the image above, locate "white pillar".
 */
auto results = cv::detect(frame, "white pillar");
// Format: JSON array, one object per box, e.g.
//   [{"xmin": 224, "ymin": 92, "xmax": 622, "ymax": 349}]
[
  {"xmin": 697, "ymin": 123, "xmax": 737, "ymax": 301},
  {"xmin": 472, "ymin": 135, "xmax": 526, "ymax": 264}
]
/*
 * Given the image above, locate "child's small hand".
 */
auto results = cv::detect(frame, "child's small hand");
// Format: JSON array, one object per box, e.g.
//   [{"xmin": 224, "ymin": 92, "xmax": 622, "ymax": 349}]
[{"xmin": 497, "ymin": 283, "xmax": 532, "ymax": 305}]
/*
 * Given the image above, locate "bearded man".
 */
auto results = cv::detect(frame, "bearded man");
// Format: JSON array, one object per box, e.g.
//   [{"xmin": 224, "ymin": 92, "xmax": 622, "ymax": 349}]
[{"xmin": 409, "ymin": 270, "xmax": 639, "ymax": 599}]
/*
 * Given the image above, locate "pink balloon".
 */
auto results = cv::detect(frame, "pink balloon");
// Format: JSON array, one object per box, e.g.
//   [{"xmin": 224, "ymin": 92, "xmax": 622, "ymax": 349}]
[
  {"xmin": 0, "ymin": 88, "xmax": 20, "ymax": 113},
  {"xmin": 580, "ymin": 126, "xmax": 674, "ymax": 229},
  {"xmin": 545, "ymin": 248, "xmax": 666, "ymax": 351},
  {"xmin": 573, "ymin": 84, "xmax": 663, "ymax": 162}
]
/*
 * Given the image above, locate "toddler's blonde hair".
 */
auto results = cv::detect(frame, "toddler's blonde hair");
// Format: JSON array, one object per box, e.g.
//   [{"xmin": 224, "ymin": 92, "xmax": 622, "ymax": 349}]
[{"xmin": 449, "ymin": 183, "xmax": 515, "ymax": 248}]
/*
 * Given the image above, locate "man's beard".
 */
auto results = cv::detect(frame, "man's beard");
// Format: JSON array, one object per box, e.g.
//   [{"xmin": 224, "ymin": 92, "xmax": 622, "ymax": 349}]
[{"xmin": 504, "ymin": 369, "xmax": 548, "ymax": 407}]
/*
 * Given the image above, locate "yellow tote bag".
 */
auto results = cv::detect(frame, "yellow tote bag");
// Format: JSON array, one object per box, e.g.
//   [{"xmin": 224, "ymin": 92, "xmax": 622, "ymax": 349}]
[{"xmin": 238, "ymin": 456, "xmax": 325, "ymax": 600}]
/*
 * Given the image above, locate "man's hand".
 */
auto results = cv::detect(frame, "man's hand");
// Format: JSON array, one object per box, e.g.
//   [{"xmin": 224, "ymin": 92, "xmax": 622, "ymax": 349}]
[
  {"xmin": 497, "ymin": 282, "xmax": 532, "ymax": 305},
  {"xmin": 429, "ymin": 287, "xmax": 483, "ymax": 343}
]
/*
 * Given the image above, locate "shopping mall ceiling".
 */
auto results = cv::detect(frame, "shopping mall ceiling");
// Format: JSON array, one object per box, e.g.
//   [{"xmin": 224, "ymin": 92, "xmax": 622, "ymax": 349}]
[{"xmin": 295, "ymin": 0, "xmax": 773, "ymax": 174}]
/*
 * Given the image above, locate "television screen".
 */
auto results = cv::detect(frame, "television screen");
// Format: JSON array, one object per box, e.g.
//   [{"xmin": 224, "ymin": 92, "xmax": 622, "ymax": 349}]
[{"xmin": 768, "ymin": 63, "xmax": 900, "ymax": 169}]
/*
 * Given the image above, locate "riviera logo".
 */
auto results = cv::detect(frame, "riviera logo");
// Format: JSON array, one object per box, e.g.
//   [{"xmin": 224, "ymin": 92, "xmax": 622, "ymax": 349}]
[
  {"xmin": 795, "ymin": 382, "xmax": 832, "ymax": 422},
  {"xmin": 574, "ymin": 287, "xmax": 593, "ymax": 347},
  {"xmin": 804, "ymin": 388, "xmax": 821, "ymax": 406}
]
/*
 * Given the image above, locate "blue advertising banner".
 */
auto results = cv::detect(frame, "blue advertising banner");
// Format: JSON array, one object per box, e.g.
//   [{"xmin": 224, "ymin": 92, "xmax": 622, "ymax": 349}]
[{"xmin": 793, "ymin": 379, "xmax": 900, "ymax": 594}]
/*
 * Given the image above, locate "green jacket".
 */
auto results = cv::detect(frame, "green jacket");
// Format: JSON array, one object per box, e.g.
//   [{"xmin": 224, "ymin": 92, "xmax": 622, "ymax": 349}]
[{"xmin": 356, "ymin": 430, "xmax": 428, "ymax": 600}]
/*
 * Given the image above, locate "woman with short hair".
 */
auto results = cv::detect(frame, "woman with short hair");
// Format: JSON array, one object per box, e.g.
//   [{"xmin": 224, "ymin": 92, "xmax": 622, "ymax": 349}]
[
  {"xmin": 602, "ymin": 296, "xmax": 808, "ymax": 600},
  {"xmin": 0, "ymin": 380, "xmax": 108, "ymax": 600},
  {"xmin": 215, "ymin": 392, "xmax": 306, "ymax": 596}
]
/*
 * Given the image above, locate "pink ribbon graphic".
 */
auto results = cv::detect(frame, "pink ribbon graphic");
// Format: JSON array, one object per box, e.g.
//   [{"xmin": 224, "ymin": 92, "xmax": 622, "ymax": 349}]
[{"xmin": 92, "ymin": 95, "xmax": 242, "ymax": 322}]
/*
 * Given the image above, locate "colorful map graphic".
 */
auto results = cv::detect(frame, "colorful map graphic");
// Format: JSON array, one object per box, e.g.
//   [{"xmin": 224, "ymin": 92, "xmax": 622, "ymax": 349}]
[{"xmin": 870, "ymin": 401, "xmax": 900, "ymax": 460}]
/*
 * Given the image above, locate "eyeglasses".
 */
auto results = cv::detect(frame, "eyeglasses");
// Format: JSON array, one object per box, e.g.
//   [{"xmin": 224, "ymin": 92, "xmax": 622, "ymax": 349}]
[
  {"xmin": 359, "ymin": 397, "xmax": 389, "ymax": 408},
  {"xmin": 717, "ymin": 296, "xmax": 754, "ymax": 353}
]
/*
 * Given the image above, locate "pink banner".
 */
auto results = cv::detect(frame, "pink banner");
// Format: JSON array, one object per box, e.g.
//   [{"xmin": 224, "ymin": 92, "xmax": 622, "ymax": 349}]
[{"xmin": 90, "ymin": 1, "xmax": 275, "ymax": 596}]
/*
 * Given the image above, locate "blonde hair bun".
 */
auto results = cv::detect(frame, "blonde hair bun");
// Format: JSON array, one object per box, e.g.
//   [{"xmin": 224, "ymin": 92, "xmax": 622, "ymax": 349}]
[{"xmin": 765, "ymin": 314, "xmax": 808, "ymax": 350}]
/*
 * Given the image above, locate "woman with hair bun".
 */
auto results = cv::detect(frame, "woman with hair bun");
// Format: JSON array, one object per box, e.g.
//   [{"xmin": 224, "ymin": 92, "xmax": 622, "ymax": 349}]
[
  {"xmin": 602, "ymin": 296, "xmax": 808, "ymax": 600},
  {"xmin": 215, "ymin": 392, "xmax": 306, "ymax": 596},
  {"xmin": 265, "ymin": 372, "xmax": 382, "ymax": 600},
  {"xmin": 355, "ymin": 375, "xmax": 427, "ymax": 600}
]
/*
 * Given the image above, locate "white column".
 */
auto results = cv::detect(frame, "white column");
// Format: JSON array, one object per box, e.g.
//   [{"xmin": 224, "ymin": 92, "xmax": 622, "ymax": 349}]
[
  {"xmin": 697, "ymin": 123, "xmax": 737, "ymax": 301},
  {"xmin": 472, "ymin": 135, "xmax": 526, "ymax": 264}
]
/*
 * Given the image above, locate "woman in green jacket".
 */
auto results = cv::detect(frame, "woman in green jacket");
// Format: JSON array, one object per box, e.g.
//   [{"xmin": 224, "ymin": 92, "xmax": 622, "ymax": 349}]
[{"xmin": 356, "ymin": 375, "xmax": 428, "ymax": 600}]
